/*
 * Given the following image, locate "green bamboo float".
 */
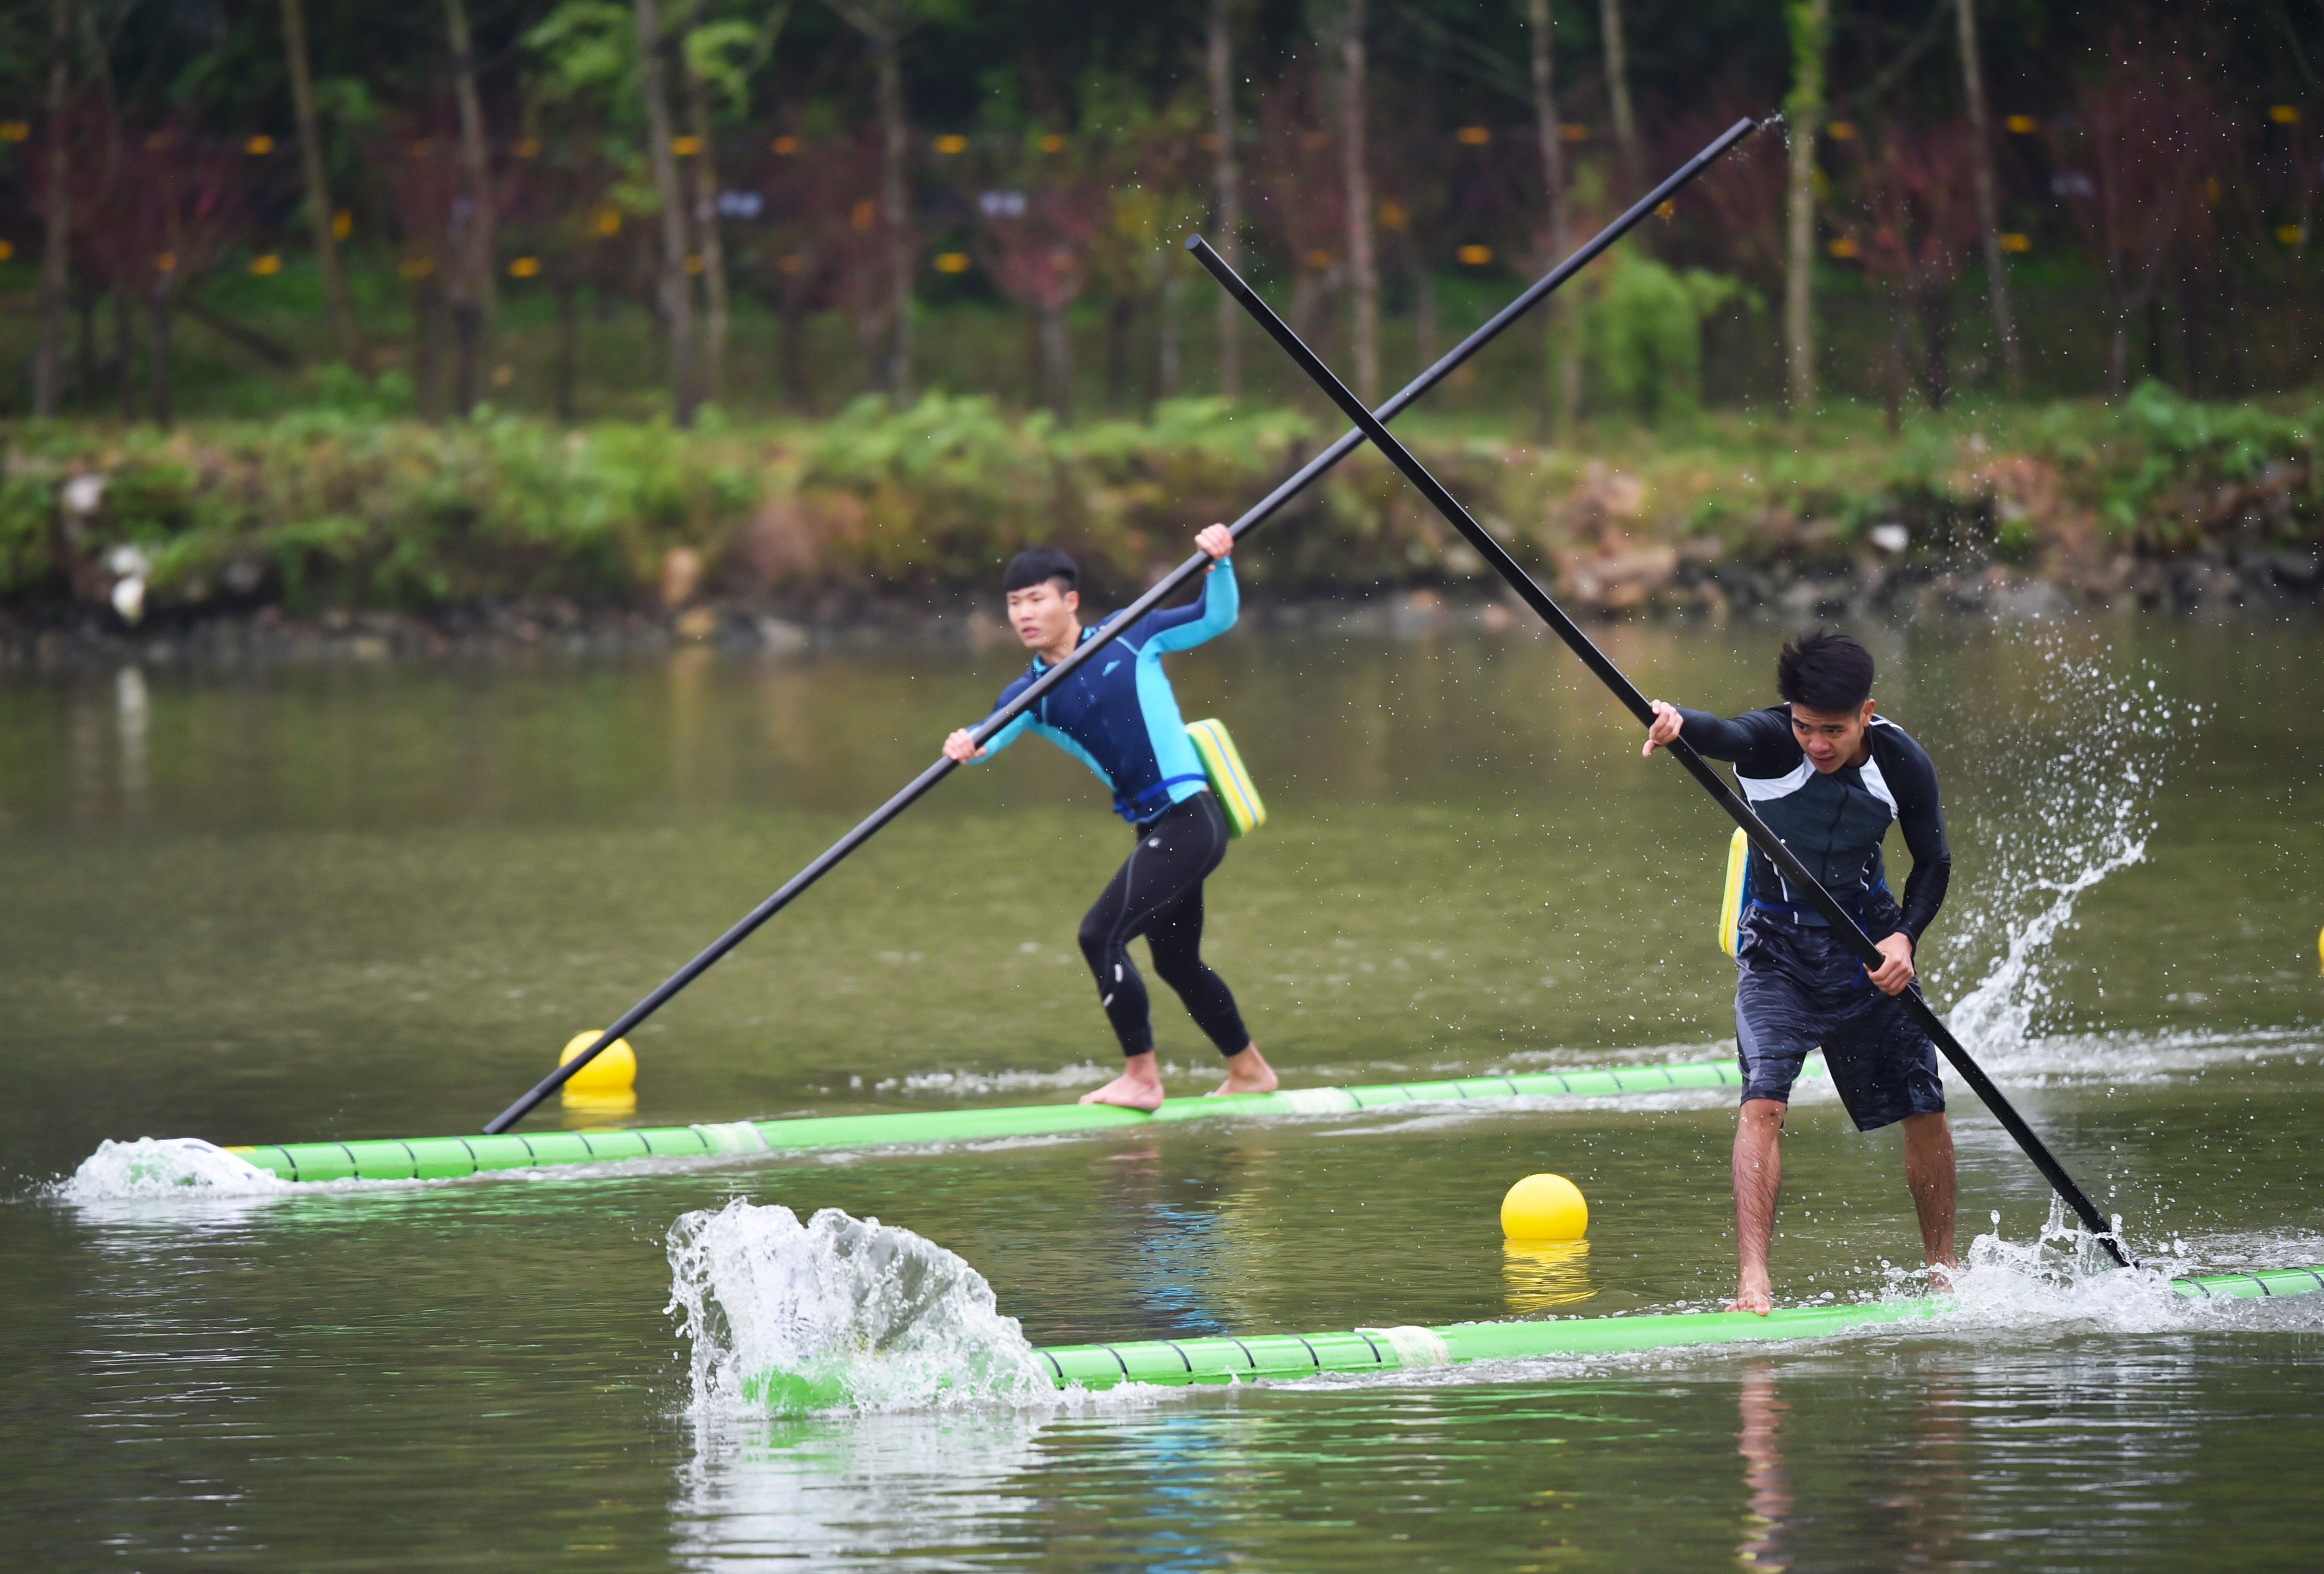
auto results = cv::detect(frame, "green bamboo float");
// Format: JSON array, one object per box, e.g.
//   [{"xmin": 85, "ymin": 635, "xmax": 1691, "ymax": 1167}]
[
  {"xmin": 1028, "ymin": 1264, "xmax": 2324, "ymax": 1392},
  {"xmin": 222, "ymin": 1054, "xmax": 1785, "ymax": 1183}
]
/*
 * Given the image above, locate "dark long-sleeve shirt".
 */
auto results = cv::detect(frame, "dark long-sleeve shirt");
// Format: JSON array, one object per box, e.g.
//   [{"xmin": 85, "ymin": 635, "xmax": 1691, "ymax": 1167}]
[{"xmin": 1678, "ymin": 705, "xmax": 1951, "ymax": 943}]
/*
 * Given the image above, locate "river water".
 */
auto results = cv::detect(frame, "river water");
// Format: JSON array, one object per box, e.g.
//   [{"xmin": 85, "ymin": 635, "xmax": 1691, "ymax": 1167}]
[{"xmin": 7, "ymin": 608, "xmax": 2324, "ymax": 1570}]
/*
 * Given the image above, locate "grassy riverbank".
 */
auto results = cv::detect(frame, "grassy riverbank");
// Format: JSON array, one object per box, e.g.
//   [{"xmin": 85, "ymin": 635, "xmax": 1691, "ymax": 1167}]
[{"xmin": 3, "ymin": 381, "xmax": 2318, "ymax": 631}]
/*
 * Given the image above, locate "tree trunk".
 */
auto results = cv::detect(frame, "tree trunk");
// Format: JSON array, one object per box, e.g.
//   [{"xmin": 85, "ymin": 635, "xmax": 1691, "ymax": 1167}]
[
  {"xmin": 678, "ymin": 10, "xmax": 730, "ymax": 401},
  {"xmin": 444, "ymin": 0, "xmax": 496, "ymax": 413},
  {"xmin": 555, "ymin": 282, "xmax": 579, "ymax": 423},
  {"xmin": 1598, "ymin": 0, "xmax": 1640, "ymax": 196},
  {"xmin": 1157, "ymin": 268, "xmax": 1184, "ymax": 398},
  {"xmin": 1952, "ymin": 0, "xmax": 2020, "ymax": 395},
  {"xmin": 1415, "ymin": 267, "xmax": 1436, "ymax": 374},
  {"xmin": 1042, "ymin": 300, "xmax": 1072, "ymax": 422},
  {"xmin": 415, "ymin": 277, "xmax": 446, "ymax": 421},
  {"xmin": 452, "ymin": 301, "xmax": 482, "ymax": 412},
  {"xmin": 113, "ymin": 288, "xmax": 137, "ymax": 421},
  {"xmin": 281, "ymin": 0, "xmax": 366, "ymax": 371},
  {"xmin": 1290, "ymin": 268, "xmax": 1321, "ymax": 351},
  {"xmin": 2288, "ymin": 286, "xmax": 2303, "ymax": 397},
  {"xmin": 781, "ymin": 294, "xmax": 812, "ymax": 408},
  {"xmin": 858, "ymin": 298, "xmax": 886, "ymax": 395},
  {"xmin": 1781, "ymin": 0, "xmax": 1829, "ymax": 415},
  {"xmin": 33, "ymin": 0, "xmax": 70, "ymax": 418},
  {"xmin": 1526, "ymin": 0, "xmax": 1577, "ymax": 436},
  {"xmin": 1337, "ymin": 0, "xmax": 1378, "ymax": 403},
  {"xmin": 76, "ymin": 283, "xmax": 96, "ymax": 399},
  {"xmin": 147, "ymin": 291, "xmax": 173, "ymax": 429},
  {"xmin": 1883, "ymin": 302, "xmax": 1905, "ymax": 433},
  {"xmin": 2178, "ymin": 266, "xmax": 2203, "ymax": 397},
  {"xmin": 873, "ymin": 28, "xmax": 913, "ymax": 406},
  {"xmin": 1208, "ymin": 0, "xmax": 1242, "ymax": 399},
  {"xmin": 1917, "ymin": 285, "xmax": 1953, "ymax": 409},
  {"xmin": 2106, "ymin": 250, "xmax": 2132, "ymax": 399},
  {"xmin": 2221, "ymin": 271, "xmax": 2243, "ymax": 396},
  {"xmin": 634, "ymin": 0, "xmax": 699, "ymax": 424},
  {"xmin": 1105, "ymin": 294, "xmax": 1134, "ymax": 409}
]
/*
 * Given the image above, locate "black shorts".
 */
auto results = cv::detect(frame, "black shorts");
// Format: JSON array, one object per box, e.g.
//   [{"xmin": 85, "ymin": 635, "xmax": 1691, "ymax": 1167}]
[{"xmin": 1732, "ymin": 905, "xmax": 1945, "ymax": 1132}]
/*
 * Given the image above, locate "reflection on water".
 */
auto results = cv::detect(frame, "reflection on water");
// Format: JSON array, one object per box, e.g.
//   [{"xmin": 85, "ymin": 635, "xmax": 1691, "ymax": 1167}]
[
  {"xmin": 1733, "ymin": 1363, "xmax": 1987, "ymax": 1574},
  {"xmin": 672, "ymin": 1411, "xmax": 1049, "ymax": 1570},
  {"xmin": 1735, "ymin": 1366, "xmax": 1790, "ymax": 1572},
  {"xmin": 1501, "ymin": 1238, "xmax": 1597, "ymax": 1313},
  {"xmin": 561, "ymin": 1088, "xmax": 640, "ymax": 1123},
  {"xmin": 115, "ymin": 665, "xmax": 148, "ymax": 815}
]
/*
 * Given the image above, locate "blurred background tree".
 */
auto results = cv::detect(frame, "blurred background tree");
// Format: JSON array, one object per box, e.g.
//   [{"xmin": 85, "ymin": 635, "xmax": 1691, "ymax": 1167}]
[{"xmin": 0, "ymin": 0, "xmax": 2318, "ymax": 427}]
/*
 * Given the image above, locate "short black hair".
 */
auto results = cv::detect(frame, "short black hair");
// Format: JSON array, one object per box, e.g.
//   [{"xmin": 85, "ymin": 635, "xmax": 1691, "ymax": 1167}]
[
  {"xmin": 1777, "ymin": 629, "xmax": 1874, "ymax": 714},
  {"xmin": 1003, "ymin": 546, "xmax": 1078, "ymax": 596}
]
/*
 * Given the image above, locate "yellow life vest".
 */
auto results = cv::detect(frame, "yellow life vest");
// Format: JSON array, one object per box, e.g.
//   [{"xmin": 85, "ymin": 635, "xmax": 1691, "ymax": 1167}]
[
  {"xmin": 1186, "ymin": 718, "xmax": 1266, "ymax": 838},
  {"xmin": 1717, "ymin": 827, "xmax": 1750, "ymax": 957}
]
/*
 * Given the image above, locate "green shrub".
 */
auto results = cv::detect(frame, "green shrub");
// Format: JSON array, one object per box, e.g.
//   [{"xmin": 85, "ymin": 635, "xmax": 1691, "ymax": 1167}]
[
  {"xmin": 2, "ymin": 388, "xmax": 2320, "ymax": 618},
  {"xmin": 1585, "ymin": 252, "xmax": 1752, "ymax": 424}
]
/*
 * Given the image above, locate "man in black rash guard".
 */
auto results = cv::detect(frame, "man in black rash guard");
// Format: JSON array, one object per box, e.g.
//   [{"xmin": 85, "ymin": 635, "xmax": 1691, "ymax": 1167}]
[
  {"xmin": 1642, "ymin": 630, "xmax": 1956, "ymax": 1315},
  {"xmin": 943, "ymin": 524, "xmax": 1277, "ymax": 1112}
]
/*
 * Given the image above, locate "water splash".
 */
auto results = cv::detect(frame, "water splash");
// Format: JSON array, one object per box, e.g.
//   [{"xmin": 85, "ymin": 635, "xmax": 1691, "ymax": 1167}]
[
  {"xmin": 667, "ymin": 1200, "xmax": 1057, "ymax": 1417},
  {"xmin": 59, "ymin": 1137, "xmax": 287, "ymax": 1201},
  {"xmin": 1921, "ymin": 1202, "xmax": 2324, "ymax": 1340},
  {"xmin": 1936, "ymin": 631, "xmax": 2194, "ymax": 1055},
  {"xmin": 1959, "ymin": 1195, "xmax": 2143, "ymax": 1292}
]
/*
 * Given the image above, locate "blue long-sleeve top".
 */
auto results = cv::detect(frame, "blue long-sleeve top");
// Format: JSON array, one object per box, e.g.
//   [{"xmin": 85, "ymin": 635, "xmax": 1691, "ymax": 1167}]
[{"xmin": 971, "ymin": 560, "xmax": 1238, "ymax": 823}]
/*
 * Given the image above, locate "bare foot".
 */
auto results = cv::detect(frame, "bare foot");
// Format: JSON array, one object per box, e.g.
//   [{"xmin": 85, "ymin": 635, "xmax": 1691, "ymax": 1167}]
[
  {"xmin": 1727, "ymin": 1276, "xmax": 1774, "ymax": 1316},
  {"xmin": 1927, "ymin": 1261, "xmax": 1960, "ymax": 1295},
  {"xmin": 1080, "ymin": 1052, "xmax": 1165, "ymax": 1111},
  {"xmin": 1210, "ymin": 1044, "xmax": 1277, "ymax": 1096}
]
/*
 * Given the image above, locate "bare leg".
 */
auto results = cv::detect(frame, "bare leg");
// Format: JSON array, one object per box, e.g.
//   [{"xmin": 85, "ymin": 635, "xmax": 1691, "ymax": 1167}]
[
  {"xmin": 1900, "ymin": 1111, "xmax": 1957, "ymax": 1283},
  {"xmin": 1210, "ymin": 1043, "xmax": 1276, "ymax": 1096},
  {"xmin": 1080, "ymin": 1050, "xmax": 1166, "ymax": 1111},
  {"xmin": 1731, "ymin": 1097, "xmax": 1787, "ymax": 1314}
]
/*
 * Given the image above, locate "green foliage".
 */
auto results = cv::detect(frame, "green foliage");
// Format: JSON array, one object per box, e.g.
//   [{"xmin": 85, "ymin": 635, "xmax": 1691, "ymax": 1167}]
[
  {"xmin": 2100, "ymin": 379, "xmax": 2319, "ymax": 541},
  {"xmin": 309, "ymin": 364, "xmax": 418, "ymax": 419},
  {"xmin": 0, "ymin": 471, "xmax": 55, "ymax": 592},
  {"xmin": 525, "ymin": 1, "xmax": 640, "ymax": 107},
  {"xmin": 685, "ymin": 14, "xmax": 780, "ymax": 114},
  {"xmin": 1584, "ymin": 252, "xmax": 1751, "ymax": 424},
  {"xmin": 798, "ymin": 392, "xmax": 1326, "ymax": 590},
  {"xmin": 4, "ymin": 392, "xmax": 2321, "ymax": 619}
]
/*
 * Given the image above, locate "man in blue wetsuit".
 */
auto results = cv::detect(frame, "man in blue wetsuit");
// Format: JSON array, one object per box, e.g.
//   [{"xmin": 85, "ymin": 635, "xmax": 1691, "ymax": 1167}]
[
  {"xmin": 1642, "ymin": 630, "xmax": 1956, "ymax": 1314},
  {"xmin": 944, "ymin": 524, "xmax": 1277, "ymax": 1111}
]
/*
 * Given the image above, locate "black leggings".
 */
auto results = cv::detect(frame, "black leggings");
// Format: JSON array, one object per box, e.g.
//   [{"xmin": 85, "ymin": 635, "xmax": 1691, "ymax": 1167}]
[{"xmin": 1078, "ymin": 791, "xmax": 1250, "ymax": 1059}]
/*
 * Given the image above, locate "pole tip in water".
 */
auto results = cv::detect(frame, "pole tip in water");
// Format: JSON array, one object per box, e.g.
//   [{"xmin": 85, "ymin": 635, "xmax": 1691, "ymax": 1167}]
[
  {"xmin": 559, "ymin": 1031, "xmax": 638, "ymax": 1097},
  {"xmin": 1502, "ymin": 1173, "xmax": 1589, "ymax": 1240}
]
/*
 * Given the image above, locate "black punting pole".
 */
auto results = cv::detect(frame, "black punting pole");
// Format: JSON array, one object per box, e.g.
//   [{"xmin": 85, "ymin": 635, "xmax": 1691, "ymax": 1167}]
[
  {"xmin": 481, "ymin": 118, "xmax": 1767, "ymax": 1136},
  {"xmin": 1189, "ymin": 234, "xmax": 2136, "ymax": 1271}
]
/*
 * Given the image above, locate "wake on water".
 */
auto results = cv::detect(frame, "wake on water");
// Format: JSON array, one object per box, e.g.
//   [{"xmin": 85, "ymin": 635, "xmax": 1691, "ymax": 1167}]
[
  {"xmin": 59, "ymin": 1137, "xmax": 286, "ymax": 1200},
  {"xmin": 664, "ymin": 1198, "xmax": 2324, "ymax": 1417}
]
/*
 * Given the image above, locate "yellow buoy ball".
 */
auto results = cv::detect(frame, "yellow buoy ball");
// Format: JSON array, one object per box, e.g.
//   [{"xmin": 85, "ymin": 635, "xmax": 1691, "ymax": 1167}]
[
  {"xmin": 559, "ymin": 1031, "xmax": 637, "ymax": 1095},
  {"xmin": 1501, "ymin": 1173, "xmax": 1589, "ymax": 1240}
]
